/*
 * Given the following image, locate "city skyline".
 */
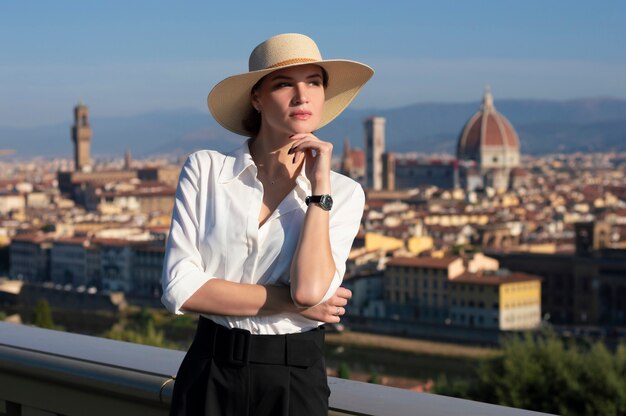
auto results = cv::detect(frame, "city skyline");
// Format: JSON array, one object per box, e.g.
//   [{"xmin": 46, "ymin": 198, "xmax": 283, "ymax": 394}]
[{"xmin": 1, "ymin": 1, "xmax": 625, "ymax": 128}]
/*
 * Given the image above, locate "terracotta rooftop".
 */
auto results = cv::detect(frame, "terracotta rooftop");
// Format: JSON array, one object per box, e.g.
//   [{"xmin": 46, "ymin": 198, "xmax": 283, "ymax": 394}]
[
  {"xmin": 387, "ymin": 256, "xmax": 460, "ymax": 269},
  {"xmin": 11, "ymin": 234, "xmax": 51, "ymax": 244},
  {"xmin": 452, "ymin": 271, "xmax": 542, "ymax": 285}
]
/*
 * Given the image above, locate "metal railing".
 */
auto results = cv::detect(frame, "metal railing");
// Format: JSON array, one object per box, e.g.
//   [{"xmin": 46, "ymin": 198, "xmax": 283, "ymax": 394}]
[{"xmin": 0, "ymin": 322, "xmax": 554, "ymax": 416}]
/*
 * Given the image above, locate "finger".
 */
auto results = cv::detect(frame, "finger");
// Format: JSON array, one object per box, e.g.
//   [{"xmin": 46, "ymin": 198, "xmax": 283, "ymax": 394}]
[
  {"xmin": 334, "ymin": 297, "xmax": 348, "ymax": 307},
  {"xmin": 289, "ymin": 133, "xmax": 320, "ymax": 141},
  {"xmin": 335, "ymin": 287, "xmax": 352, "ymax": 299},
  {"xmin": 290, "ymin": 139, "xmax": 332, "ymax": 152},
  {"xmin": 288, "ymin": 138, "xmax": 332, "ymax": 155},
  {"xmin": 288, "ymin": 134, "xmax": 320, "ymax": 151}
]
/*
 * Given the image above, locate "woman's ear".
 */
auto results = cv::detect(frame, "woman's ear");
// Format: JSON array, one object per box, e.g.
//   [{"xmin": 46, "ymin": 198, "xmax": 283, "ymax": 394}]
[{"xmin": 251, "ymin": 94, "xmax": 261, "ymax": 113}]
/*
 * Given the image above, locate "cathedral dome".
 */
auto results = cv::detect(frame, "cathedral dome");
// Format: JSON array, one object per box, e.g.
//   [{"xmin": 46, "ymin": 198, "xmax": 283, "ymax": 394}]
[{"xmin": 457, "ymin": 89, "xmax": 520, "ymax": 162}]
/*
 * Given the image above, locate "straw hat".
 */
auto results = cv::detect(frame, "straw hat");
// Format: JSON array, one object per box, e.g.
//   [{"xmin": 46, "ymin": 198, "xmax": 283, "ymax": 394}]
[{"xmin": 207, "ymin": 33, "xmax": 374, "ymax": 136}]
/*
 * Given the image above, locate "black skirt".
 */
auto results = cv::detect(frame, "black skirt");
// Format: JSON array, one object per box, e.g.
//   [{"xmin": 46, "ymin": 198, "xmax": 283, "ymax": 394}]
[{"xmin": 169, "ymin": 317, "xmax": 330, "ymax": 416}]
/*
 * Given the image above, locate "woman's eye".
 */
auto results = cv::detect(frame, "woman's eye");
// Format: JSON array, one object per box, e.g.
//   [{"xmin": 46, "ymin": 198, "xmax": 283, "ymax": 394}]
[
  {"xmin": 274, "ymin": 82, "xmax": 291, "ymax": 89},
  {"xmin": 309, "ymin": 80, "xmax": 322, "ymax": 86}
]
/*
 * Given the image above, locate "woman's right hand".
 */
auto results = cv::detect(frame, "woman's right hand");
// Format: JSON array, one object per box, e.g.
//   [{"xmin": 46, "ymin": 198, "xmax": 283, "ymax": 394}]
[{"xmin": 299, "ymin": 286, "xmax": 352, "ymax": 323}]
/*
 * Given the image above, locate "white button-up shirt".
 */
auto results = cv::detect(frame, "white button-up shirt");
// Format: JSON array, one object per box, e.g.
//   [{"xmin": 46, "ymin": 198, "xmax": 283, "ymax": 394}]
[{"xmin": 161, "ymin": 139, "xmax": 365, "ymax": 334}]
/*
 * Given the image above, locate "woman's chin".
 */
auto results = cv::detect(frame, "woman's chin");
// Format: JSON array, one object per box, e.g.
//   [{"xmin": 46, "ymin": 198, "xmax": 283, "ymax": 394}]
[{"xmin": 290, "ymin": 123, "xmax": 320, "ymax": 135}]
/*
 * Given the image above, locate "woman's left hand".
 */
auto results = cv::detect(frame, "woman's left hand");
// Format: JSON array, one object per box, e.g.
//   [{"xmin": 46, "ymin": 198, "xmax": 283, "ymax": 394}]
[
  {"xmin": 299, "ymin": 287, "xmax": 351, "ymax": 323},
  {"xmin": 288, "ymin": 133, "xmax": 332, "ymax": 193}
]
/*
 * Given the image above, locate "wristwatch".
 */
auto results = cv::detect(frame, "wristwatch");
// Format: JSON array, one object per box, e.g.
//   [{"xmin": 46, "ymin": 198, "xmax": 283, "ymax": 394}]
[{"xmin": 305, "ymin": 194, "xmax": 333, "ymax": 211}]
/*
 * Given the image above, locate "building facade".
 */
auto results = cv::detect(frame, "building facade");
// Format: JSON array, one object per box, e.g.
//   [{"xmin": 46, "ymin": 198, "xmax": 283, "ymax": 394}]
[
  {"xmin": 9, "ymin": 234, "xmax": 52, "ymax": 282},
  {"xmin": 50, "ymin": 237, "xmax": 90, "ymax": 287},
  {"xmin": 457, "ymin": 89, "xmax": 521, "ymax": 193},
  {"xmin": 384, "ymin": 255, "xmax": 542, "ymax": 330},
  {"xmin": 71, "ymin": 103, "xmax": 92, "ymax": 172},
  {"xmin": 364, "ymin": 117, "xmax": 386, "ymax": 190}
]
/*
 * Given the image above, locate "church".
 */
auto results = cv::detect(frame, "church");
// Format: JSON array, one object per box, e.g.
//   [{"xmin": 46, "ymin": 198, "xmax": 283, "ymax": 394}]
[
  {"xmin": 346, "ymin": 89, "xmax": 528, "ymax": 193},
  {"xmin": 457, "ymin": 88, "xmax": 524, "ymax": 192}
]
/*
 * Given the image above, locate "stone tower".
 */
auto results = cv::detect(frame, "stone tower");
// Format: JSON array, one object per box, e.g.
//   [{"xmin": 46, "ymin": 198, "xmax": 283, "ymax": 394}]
[
  {"xmin": 72, "ymin": 102, "xmax": 92, "ymax": 172},
  {"xmin": 340, "ymin": 137, "xmax": 353, "ymax": 177},
  {"xmin": 124, "ymin": 148, "xmax": 132, "ymax": 170},
  {"xmin": 364, "ymin": 116, "xmax": 386, "ymax": 190}
]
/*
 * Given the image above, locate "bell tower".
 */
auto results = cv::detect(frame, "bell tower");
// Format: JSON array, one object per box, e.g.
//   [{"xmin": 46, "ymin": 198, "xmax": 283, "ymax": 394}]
[{"xmin": 72, "ymin": 102, "xmax": 92, "ymax": 172}]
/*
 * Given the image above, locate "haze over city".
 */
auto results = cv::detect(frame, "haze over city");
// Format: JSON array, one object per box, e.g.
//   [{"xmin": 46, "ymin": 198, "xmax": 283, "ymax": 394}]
[{"xmin": 1, "ymin": 0, "xmax": 625, "ymax": 128}]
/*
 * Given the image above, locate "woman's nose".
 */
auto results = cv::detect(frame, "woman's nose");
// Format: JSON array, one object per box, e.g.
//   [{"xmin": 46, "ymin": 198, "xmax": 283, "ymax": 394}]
[{"xmin": 292, "ymin": 83, "xmax": 308, "ymax": 105}]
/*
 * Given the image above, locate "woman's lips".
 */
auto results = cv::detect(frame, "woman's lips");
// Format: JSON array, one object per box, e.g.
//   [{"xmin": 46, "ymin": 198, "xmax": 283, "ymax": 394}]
[{"xmin": 290, "ymin": 110, "xmax": 312, "ymax": 120}]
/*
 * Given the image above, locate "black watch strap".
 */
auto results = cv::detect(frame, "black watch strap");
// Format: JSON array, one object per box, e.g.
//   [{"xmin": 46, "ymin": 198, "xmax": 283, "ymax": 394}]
[
  {"xmin": 305, "ymin": 194, "xmax": 333, "ymax": 210},
  {"xmin": 305, "ymin": 195, "xmax": 324, "ymax": 204}
]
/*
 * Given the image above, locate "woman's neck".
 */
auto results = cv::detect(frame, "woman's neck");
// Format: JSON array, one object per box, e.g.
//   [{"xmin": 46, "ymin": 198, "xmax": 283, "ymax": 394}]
[{"xmin": 249, "ymin": 131, "xmax": 302, "ymax": 177}]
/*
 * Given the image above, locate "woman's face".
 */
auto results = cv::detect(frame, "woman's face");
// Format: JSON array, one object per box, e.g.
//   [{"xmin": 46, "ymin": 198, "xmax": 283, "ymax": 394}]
[{"xmin": 252, "ymin": 64, "xmax": 325, "ymax": 137}]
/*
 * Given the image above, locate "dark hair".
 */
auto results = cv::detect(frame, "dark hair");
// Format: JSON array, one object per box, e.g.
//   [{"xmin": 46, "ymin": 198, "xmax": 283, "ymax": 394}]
[{"xmin": 242, "ymin": 66, "xmax": 329, "ymax": 137}]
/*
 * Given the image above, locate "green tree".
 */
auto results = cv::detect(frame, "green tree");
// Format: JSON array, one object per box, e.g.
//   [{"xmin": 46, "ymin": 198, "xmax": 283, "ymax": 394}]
[
  {"xmin": 103, "ymin": 320, "xmax": 167, "ymax": 348},
  {"xmin": 338, "ymin": 361, "xmax": 351, "ymax": 380},
  {"xmin": 368, "ymin": 371, "xmax": 380, "ymax": 384},
  {"xmin": 435, "ymin": 330, "xmax": 626, "ymax": 416},
  {"xmin": 33, "ymin": 299, "xmax": 55, "ymax": 329},
  {"xmin": 136, "ymin": 307, "xmax": 155, "ymax": 329}
]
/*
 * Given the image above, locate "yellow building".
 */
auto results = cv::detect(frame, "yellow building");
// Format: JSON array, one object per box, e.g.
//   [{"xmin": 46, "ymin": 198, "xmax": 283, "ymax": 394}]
[
  {"xmin": 384, "ymin": 254, "xmax": 542, "ymax": 330},
  {"xmin": 365, "ymin": 232, "xmax": 434, "ymax": 255},
  {"xmin": 385, "ymin": 256, "xmax": 464, "ymax": 321},
  {"xmin": 365, "ymin": 232, "xmax": 404, "ymax": 252},
  {"xmin": 449, "ymin": 272, "xmax": 541, "ymax": 330}
]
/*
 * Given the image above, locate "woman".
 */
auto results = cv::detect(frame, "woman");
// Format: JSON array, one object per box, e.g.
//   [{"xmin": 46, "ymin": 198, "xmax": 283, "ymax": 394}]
[{"xmin": 162, "ymin": 33, "xmax": 373, "ymax": 416}]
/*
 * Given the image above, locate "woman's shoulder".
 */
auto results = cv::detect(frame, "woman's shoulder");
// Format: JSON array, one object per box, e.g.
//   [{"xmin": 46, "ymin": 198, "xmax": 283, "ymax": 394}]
[
  {"xmin": 187, "ymin": 148, "xmax": 228, "ymax": 163},
  {"xmin": 183, "ymin": 149, "xmax": 229, "ymax": 172},
  {"xmin": 330, "ymin": 171, "xmax": 365, "ymax": 203}
]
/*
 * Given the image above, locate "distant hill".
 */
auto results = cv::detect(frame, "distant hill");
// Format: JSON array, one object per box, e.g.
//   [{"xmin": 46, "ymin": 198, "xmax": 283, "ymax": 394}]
[{"xmin": 2, "ymin": 98, "xmax": 625, "ymax": 159}]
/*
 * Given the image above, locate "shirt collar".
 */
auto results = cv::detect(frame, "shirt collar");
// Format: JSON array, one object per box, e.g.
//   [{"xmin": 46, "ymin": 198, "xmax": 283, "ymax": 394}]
[
  {"xmin": 218, "ymin": 139, "xmax": 257, "ymax": 183},
  {"xmin": 218, "ymin": 139, "xmax": 313, "ymax": 197}
]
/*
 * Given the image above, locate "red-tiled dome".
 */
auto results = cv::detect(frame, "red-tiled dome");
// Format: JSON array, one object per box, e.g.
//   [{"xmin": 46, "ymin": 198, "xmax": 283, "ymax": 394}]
[{"xmin": 457, "ymin": 90, "xmax": 520, "ymax": 160}]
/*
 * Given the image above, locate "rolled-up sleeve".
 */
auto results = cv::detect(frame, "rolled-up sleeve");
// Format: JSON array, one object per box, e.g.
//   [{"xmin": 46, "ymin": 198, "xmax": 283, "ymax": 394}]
[
  {"xmin": 161, "ymin": 153, "xmax": 214, "ymax": 315},
  {"xmin": 317, "ymin": 183, "xmax": 365, "ymax": 304}
]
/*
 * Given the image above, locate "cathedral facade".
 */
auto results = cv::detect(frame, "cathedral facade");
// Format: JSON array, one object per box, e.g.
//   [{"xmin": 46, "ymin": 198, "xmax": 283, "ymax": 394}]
[{"xmin": 457, "ymin": 89, "xmax": 521, "ymax": 192}]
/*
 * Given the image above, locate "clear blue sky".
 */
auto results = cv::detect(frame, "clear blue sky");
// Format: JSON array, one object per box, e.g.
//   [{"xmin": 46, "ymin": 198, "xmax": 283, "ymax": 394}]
[{"xmin": 1, "ymin": 1, "xmax": 625, "ymax": 127}]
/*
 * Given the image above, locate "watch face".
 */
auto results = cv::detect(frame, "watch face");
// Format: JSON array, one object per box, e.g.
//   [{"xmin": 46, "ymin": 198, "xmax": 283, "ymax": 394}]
[{"xmin": 319, "ymin": 195, "xmax": 333, "ymax": 210}]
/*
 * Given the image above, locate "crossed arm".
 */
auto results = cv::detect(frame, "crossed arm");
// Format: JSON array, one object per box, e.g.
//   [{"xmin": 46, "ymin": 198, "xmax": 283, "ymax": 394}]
[{"xmin": 181, "ymin": 280, "xmax": 351, "ymax": 324}]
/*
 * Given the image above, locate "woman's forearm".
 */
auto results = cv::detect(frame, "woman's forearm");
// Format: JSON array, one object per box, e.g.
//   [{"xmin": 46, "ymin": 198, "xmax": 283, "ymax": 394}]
[
  {"xmin": 289, "ymin": 182, "xmax": 337, "ymax": 307},
  {"xmin": 181, "ymin": 278, "xmax": 350, "ymax": 324},
  {"xmin": 181, "ymin": 279, "xmax": 299, "ymax": 316}
]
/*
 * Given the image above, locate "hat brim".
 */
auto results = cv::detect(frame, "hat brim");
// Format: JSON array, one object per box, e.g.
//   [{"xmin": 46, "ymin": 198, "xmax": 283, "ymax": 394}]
[{"xmin": 207, "ymin": 60, "xmax": 374, "ymax": 136}]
